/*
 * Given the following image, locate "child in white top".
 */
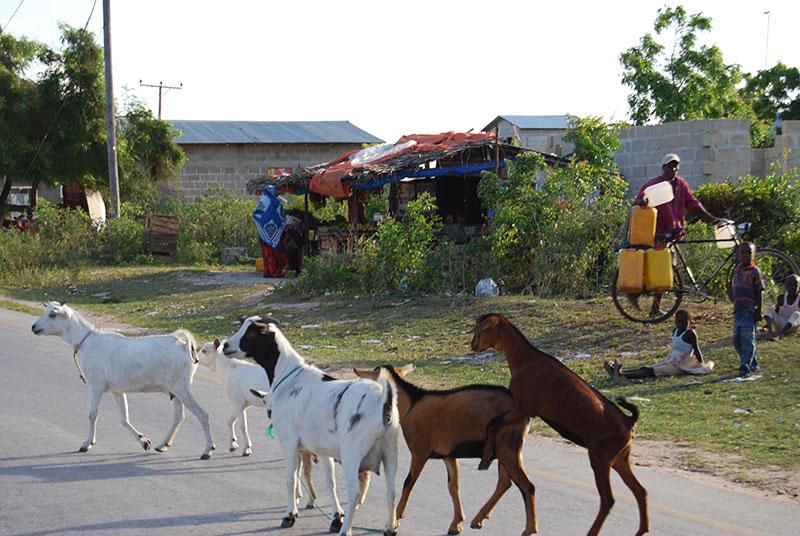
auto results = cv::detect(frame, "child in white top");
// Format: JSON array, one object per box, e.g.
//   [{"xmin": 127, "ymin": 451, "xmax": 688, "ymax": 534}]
[
  {"xmin": 604, "ymin": 310, "xmax": 714, "ymax": 381},
  {"xmin": 763, "ymin": 274, "xmax": 800, "ymax": 341}
]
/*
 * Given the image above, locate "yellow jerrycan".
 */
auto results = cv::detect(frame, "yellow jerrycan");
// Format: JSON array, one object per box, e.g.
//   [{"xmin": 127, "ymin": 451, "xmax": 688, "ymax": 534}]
[
  {"xmin": 645, "ymin": 247, "xmax": 673, "ymax": 291},
  {"xmin": 628, "ymin": 205, "xmax": 657, "ymax": 247},
  {"xmin": 617, "ymin": 248, "xmax": 645, "ymax": 294}
]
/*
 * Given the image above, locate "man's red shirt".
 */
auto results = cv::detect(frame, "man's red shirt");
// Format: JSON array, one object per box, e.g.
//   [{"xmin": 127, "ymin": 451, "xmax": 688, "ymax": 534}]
[{"xmin": 635, "ymin": 173, "xmax": 702, "ymax": 234}]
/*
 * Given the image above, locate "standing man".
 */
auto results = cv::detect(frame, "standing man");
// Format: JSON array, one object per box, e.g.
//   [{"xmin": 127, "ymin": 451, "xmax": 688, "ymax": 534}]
[
  {"xmin": 635, "ymin": 153, "xmax": 720, "ymax": 234},
  {"xmin": 630, "ymin": 153, "xmax": 722, "ymax": 317}
]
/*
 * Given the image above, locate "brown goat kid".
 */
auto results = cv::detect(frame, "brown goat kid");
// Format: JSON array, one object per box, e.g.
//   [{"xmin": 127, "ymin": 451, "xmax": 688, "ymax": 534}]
[
  {"xmin": 472, "ymin": 313, "xmax": 649, "ymax": 536},
  {"xmin": 354, "ymin": 363, "xmax": 537, "ymax": 536}
]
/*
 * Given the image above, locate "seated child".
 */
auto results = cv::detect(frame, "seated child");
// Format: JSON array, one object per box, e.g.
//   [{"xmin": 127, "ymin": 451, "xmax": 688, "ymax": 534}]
[
  {"xmin": 763, "ymin": 274, "xmax": 800, "ymax": 341},
  {"xmin": 604, "ymin": 309, "xmax": 714, "ymax": 381}
]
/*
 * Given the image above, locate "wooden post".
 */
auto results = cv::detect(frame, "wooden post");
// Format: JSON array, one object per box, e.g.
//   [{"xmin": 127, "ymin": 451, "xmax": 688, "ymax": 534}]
[{"xmin": 103, "ymin": 0, "xmax": 120, "ymax": 218}]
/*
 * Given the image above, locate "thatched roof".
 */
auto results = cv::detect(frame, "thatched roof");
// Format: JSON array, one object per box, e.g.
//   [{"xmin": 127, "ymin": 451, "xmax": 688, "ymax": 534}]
[{"xmin": 246, "ymin": 139, "xmax": 561, "ymax": 196}]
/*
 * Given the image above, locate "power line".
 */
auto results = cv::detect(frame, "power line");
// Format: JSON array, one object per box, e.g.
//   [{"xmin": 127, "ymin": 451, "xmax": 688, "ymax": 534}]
[
  {"xmin": 139, "ymin": 80, "xmax": 182, "ymax": 119},
  {"xmin": 2, "ymin": 0, "xmax": 25, "ymax": 32}
]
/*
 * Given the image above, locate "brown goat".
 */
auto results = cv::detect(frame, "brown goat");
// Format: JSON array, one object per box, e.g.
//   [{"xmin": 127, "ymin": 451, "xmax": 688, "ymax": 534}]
[
  {"xmin": 354, "ymin": 363, "xmax": 536, "ymax": 536},
  {"xmin": 471, "ymin": 313, "xmax": 649, "ymax": 536}
]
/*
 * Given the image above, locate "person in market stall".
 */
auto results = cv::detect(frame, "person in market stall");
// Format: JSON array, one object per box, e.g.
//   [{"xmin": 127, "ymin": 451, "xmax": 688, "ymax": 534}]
[{"xmin": 253, "ymin": 185, "xmax": 289, "ymax": 277}]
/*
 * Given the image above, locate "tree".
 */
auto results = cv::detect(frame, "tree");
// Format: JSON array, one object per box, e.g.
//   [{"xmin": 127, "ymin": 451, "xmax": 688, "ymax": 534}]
[
  {"xmin": 117, "ymin": 93, "xmax": 186, "ymax": 206},
  {"xmin": 619, "ymin": 5, "xmax": 751, "ymax": 125},
  {"xmin": 562, "ymin": 115, "xmax": 628, "ymax": 171},
  {"xmin": 0, "ymin": 30, "xmax": 42, "ymax": 222},
  {"xmin": 740, "ymin": 62, "xmax": 800, "ymax": 123}
]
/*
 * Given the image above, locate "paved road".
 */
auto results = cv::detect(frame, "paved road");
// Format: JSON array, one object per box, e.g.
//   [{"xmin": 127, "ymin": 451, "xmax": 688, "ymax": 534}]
[{"xmin": 2, "ymin": 307, "xmax": 799, "ymax": 535}]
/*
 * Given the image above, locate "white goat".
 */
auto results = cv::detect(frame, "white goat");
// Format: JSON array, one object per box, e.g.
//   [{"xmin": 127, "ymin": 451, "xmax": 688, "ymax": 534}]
[
  {"xmin": 199, "ymin": 337, "xmax": 336, "ymax": 508},
  {"xmin": 197, "ymin": 338, "xmax": 269, "ymax": 457},
  {"xmin": 225, "ymin": 316, "xmax": 399, "ymax": 536},
  {"xmin": 31, "ymin": 302, "xmax": 216, "ymax": 459}
]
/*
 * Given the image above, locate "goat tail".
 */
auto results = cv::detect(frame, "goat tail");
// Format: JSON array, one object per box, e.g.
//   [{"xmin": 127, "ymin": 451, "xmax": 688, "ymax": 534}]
[
  {"xmin": 376, "ymin": 368, "xmax": 399, "ymax": 428},
  {"xmin": 172, "ymin": 329, "xmax": 199, "ymax": 363},
  {"xmin": 615, "ymin": 396, "xmax": 640, "ymax": 426}
]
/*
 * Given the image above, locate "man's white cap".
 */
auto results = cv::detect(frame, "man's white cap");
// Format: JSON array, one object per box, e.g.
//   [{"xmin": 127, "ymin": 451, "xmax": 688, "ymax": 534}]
[{"xmin": 662, "ymin": 153, "xmax": 680, "ymax": 166}]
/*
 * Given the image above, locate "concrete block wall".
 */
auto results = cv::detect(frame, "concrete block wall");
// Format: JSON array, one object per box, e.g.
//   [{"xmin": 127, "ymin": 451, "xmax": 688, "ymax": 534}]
[
  {"xmin": 751, "ymin": 120, "xmax": 800, "ymax": 177},
  {"xmin": 616, "ymin": 119, "xmax": 800, "ymax": 198},
  {"xmin": 177, "ymin": 142, "xmax": 364, "ymax": 202},
  {"xmin": 615, "ymin": 119, "xmax": 752, "ymax": 196}
]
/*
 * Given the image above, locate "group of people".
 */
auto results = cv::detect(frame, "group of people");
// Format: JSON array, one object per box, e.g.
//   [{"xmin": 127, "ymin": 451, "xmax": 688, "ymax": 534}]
[{"xmin": 606, "ymin": 153, "xmax": 799, "ymax": 382}]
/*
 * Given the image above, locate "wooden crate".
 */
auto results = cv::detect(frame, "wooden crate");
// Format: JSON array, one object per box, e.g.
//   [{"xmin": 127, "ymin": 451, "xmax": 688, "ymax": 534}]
[
  {"xmin": 145, "ymin": 214, "xmax": 179, "ymax": 235},
  {"xmin": 144, "ymin": 230, "xmax": 178, "ymax": 261}
]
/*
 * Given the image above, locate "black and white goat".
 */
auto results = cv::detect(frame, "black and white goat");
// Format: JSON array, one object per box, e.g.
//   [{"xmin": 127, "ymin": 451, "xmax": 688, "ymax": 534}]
[
  {"xmin": 224, "ymin": 316, "xmax": 400, "ymax": 536},
  {"xmin": 31, "ymin": 302, "xmax": 216, "ymax": 459}
]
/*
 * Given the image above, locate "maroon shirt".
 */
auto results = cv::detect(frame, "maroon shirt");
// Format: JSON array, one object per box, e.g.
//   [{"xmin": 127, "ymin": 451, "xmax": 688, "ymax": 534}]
[
  {"xmin": 635, "ymin": 174, "xmax": 702, "ymax": 234},
  {"xmin": 731, "ymin": 263, "xmax": 764, "ymax": 313}
]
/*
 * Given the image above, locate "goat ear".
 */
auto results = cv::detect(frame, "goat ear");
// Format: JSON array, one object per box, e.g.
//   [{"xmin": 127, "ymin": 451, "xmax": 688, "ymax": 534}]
[
  {"xmin": 395, "ymin": 363, "xmax": 415, "ymax": 378},
  {"xmin": 472, "ymin": 315, "xmax": 496, "ymax": 334},
  {"xmin": 250, "ymin": 389, "xmax": 266, "ymax": 399},
  {"xmin": 353, "ymin": 367, "xmax": 379, "ymax": 381},
  {"xmin": 213, "ymin": 338, "xmax": 221, "ymax": 349}
]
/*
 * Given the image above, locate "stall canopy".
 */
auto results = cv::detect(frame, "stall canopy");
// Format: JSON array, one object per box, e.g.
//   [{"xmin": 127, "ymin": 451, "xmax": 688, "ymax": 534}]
[{"xmin": 245, "ymin": 131, "xmax": 561, "ymax": 198}]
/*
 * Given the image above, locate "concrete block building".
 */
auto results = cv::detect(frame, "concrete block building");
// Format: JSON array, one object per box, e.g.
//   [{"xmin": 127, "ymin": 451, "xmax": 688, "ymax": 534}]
[{"xmin": 170, "ymin": 120, "xmax": 383, "ymax": 202}]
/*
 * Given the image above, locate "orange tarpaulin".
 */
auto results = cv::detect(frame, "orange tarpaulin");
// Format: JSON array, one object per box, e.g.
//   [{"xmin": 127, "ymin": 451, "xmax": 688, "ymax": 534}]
[{"xmin": 308, "ymin": 131, "xmax": 495, "ymax": 198}]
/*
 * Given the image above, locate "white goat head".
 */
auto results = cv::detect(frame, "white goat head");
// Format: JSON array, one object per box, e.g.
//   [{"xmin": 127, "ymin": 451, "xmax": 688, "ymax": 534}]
[
  {"xmin": 197, "ymin": 338, "xmax": 226, "ymax": 372},
  {"xmin": 31, "ymin": 301, "xmax": 72, "ymax": 336}
]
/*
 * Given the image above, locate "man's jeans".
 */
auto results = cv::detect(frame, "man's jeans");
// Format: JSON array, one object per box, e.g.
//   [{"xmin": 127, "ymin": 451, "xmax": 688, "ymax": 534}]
[{"xmin": 733, "ymin": 309, "xmax": 759, "ymax": 375}]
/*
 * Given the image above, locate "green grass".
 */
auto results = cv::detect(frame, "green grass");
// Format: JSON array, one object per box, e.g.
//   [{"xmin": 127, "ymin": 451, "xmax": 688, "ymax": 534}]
[{"xmin": 4, "ymin": 266, "xmax": 799, "ymax": 475}]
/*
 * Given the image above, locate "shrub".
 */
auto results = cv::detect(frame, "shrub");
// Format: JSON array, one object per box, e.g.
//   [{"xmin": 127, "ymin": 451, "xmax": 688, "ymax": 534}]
[
  {"xmin": 695, "ymin": 165, "xmax": 800, "ymax": 257},
  {"xmin": 478, "ymin": 152, "xmax": 629, "ymax": 296}
]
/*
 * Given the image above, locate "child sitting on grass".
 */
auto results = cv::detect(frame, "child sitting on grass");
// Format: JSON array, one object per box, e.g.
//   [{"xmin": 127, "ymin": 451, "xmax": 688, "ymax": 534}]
[
  {"xmin": 604, "ymin": 309, "xmax": 714, "ymax": 381},
  {"xmin": 763, "ymin": 274, "xmax": 800, "ymax": 341}
]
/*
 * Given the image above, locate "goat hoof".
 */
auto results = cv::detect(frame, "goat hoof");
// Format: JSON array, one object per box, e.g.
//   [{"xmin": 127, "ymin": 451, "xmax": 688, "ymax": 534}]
[
  {"xmin": 470, "ymin": 522, "xmax": 483, "ymax": 529},
  {"xmin": 477, "ymin": 461, "xmax": 491, "ymax": 471},
  {"xmin": 78, "ymin": 446, "xmax": 91, "ymax": 453},
  {"xmin": 281, "ymin": 514, "xmax": 297, "ymax": 528},
  {"xmin": 200, "ymin": 452, "xmax": 213, "ymax": 460},
  {"xmin": 242, "ymin": 448, "xmax": 251, "ymax": 457},
  {"xmin": 329, "ymin": 512, "xmax": 343, "ymax": 533},
  {"xmin": 155, "ymin": 445, "xmax": 168, "ymax": 453},
  {"xmin": 141, "ymin": 437, "xmax": 152, "ymax": 451},
  {"xmin": 383, "ymin": 530, "xmax": 397, "ymax": 536},
  {"xmin": 448, "ymin": 529, "xmax": 461, "ymax": 535}
]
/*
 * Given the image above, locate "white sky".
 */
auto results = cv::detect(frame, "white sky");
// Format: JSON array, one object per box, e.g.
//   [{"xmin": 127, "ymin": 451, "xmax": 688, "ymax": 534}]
[{"xmin": 3, "ymin": 0, "xmax": 799, "ymax": 144}]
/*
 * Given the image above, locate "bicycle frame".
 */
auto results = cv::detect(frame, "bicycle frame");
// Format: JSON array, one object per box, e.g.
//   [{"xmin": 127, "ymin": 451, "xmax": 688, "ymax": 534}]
[{"xmin": 669, "ymin": 236, "xmax": 739, "ymax": 301}]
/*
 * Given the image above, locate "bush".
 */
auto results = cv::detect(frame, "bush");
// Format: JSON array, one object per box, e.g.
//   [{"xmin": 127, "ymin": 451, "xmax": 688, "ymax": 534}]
[
  {"xmin": 478, "ymin": 152, "xmax": 629, "ymax": 296},
  {"xmin": 156, "ymin": 188, "xmax": 260, "ymax": 263},
  {"xmin": 695, "ymin": 166, "xmax": 800, "ymax": 258}
]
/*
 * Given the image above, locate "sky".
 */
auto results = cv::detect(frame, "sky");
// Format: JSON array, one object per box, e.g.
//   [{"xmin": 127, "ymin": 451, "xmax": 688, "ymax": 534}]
[{"xmin": 3, "ymin": 0, "xmax": 800, "ymax": 144}]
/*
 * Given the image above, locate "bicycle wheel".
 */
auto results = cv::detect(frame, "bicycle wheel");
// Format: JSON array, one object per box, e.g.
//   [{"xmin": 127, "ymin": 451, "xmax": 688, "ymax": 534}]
[
  {"xmin": 611, "ymin": 269, "xmax": 683, "ymax": 324},
  {"xmin": 728, "ymin": 247, "xmax": 799, "ymax": 309}
]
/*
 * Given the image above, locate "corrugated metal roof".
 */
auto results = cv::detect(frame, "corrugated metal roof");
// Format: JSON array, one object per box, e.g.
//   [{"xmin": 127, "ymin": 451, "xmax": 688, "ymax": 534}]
[
  {"xmin": 483, "ymin": 115, "xmax": 570, "ymax": 131},
  {"xmin": 169, "ymin": 120, "xmax": 384, "ymax": 145}
]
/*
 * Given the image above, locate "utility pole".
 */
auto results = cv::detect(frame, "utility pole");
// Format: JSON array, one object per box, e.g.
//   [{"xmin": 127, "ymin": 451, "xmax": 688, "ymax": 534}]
[
  {"xmin": 103, "ymin": 0, "xmax": 120, "ymax": 218},
  {"xmin": 764, "ymin": 11, "xmax": 771, "ymax": 69},
  {"xmin": 139, "ymin": 80, "xmax": 182, "ymax": 119}
]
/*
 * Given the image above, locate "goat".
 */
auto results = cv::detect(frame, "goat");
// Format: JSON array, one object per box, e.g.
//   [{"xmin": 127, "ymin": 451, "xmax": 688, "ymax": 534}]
[
  {"xmin": 354, "ymin": 363, "xmax": 536, "ymax": 536},
  {"xmin": 197, "ymin": 337, "xmax": 269, "ymax": 457},
  {"xmin": 196, "ymin": 339, "xmax": 367, "ymax": 509},
  {"xmin": 471, "ymin": 313, "xmax": 649, "ymax": 536},
  {"xmin": 31, "ymin": 302, "xmax": 215, "ymax": 459},
  {"xmin": 224, "ymin": 316, "xmax": 400, "ymax": 536},
  {"xmin": 250, "ymin": 388, "xmax": 372, "ymax": 511}
]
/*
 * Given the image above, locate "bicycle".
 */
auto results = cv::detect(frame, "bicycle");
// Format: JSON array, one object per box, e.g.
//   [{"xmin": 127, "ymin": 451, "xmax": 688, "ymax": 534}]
[{"xmin": 611, "ymin": 221, "xmax": 800, "ymax": 324}]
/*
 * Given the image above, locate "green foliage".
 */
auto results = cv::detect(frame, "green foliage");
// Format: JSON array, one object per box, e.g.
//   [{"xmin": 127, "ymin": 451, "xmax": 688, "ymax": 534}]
[
  {"xmin": 357, "ymin": 193, "xmax": 442, "ymax": 291},
  {"xmin": 562, "ymin": 115, "xmax": 628, "ymax": 170},
  {"xmin": 741, "ymin": 62, "xmax": 800, "ymax": 123},
  {"xmin": 694, "ymin": 166, "xmax": 800, "ymax": 256},
  {"xmin": 620, "ymin": 5, "xmax": 751, "ymax": 126},
  {"xmin": 478, "ymin": 152, "xmax": 629, "ymax": 296},
  {"xmin": 36, "ymin": 24, "xmax": 108, "ymax": 191},
  {"xmin": 157, "ymin": 188, "xmax": 260, "ymax": 264},
  {"xmin": 289, "ymin": 251, "xmax": 361, "ymax": 295}
]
